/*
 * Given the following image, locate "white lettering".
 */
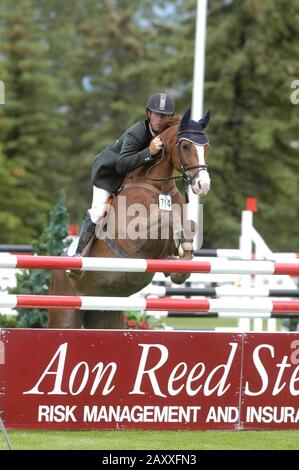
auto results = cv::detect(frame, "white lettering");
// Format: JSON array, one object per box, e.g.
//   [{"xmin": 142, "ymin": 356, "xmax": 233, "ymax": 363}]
[
  {"xmin": 245, "ymin": 344, "xmax": 273, "ymax": 396},
  {"xmin": 204, "ymin": 342, "xmax": 238, "ymax": 396},
  {"xmin": 23, "ymin": 343, "xmax": 117, "ymax": 396},
  {"xmin": 290, "ymin": 365, "xmax": 299, "ymax": 396},
  {"xmin": 83, "ymin": 405, "xmax": 201, "ymax": 423},
  {"xmin": 206, "ymin": 406, "xmax": 239, "ymax": 423},
  {"xmin": 290, "ymin": 340, "xmax": 299, "ymax": 365},
  {"xmin": 129, "ymin": 344, "xmax": 168, "ymax": 397},
  {"xmin": 168, "ymin": 362, "xmax": 188, "ymax": 396},
  {"xmin": 290, "ymin": 80, "xmax": 299, "ymax": 105},
  {"xmin": 91, "ymin": 362, "xmax": 117, "ymax": 395},
  {"xmin": 185, "ymin": 362, "xmax": 205, "ymax": 396},
  {"xmin": 246, "ymin": 406, "xmax": 299, "ymax": 423},
  {"xmin": 273, "ymin": 355, "xmax": 291, "ymax": 396},
  {"xmin": 38, "ymin": 405, "xmax": 77, "ymax": 422},
  {"xmin": 69, "ymin": 362, "xmax": 89, "ymax": 395},
  {"xmin": 23, "ymin": 343, "xmax": 68, "ymax": 395}
]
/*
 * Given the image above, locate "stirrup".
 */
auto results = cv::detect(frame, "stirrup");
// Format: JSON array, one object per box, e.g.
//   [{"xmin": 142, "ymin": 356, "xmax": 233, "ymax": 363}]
[
  {"xmin": 66, "ymin": 257, "xmax": 84, "ymax": 280},
  {"xmin": 66, "ymin": 236, "xmax": 95, "ymax": 280}
]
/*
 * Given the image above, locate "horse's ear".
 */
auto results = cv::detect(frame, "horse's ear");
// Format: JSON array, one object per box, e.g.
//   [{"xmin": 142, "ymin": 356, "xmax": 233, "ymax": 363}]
[
  {"xmin": 199, "ymin": 110, "xmax": 211, "ymax": 129},
  {"xmin": 179, "ymin": 107, "xmax": 192, "ymax": 131}
]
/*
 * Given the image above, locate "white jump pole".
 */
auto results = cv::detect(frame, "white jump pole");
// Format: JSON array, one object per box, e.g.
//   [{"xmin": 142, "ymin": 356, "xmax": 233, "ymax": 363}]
[
  {"xmin": 239, "ymin": 207, "xmax": 254, "ymax": 330},
  {"xmin": 188, "ymin": 0, "xmax": 208, "ymax": 249}
]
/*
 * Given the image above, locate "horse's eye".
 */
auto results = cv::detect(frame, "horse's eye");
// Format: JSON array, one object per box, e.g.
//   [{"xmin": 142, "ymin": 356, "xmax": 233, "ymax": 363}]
[{"xmin": 182, "ymin": 144, "xmax": 189, "ymax": 151}]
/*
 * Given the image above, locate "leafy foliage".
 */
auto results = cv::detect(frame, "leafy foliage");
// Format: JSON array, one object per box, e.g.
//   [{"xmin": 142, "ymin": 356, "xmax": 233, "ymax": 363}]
[
  {"xmin": 9, "ymin": 190, "xmax": 70, "ymax": 328},
  {"xmin": 0, "ymin": 0, "xmax": 70, "ymax": 242},
  {"xmin": 0, "ymin": 314, "xmax": 18, "ymax": 328},
  {"xmin": 203, "ymin": 0, "xmax": 299, "ymax": 250},
  {"xmin": 125, "ymin": 311, "xmax": 166, "ymax": 330}
]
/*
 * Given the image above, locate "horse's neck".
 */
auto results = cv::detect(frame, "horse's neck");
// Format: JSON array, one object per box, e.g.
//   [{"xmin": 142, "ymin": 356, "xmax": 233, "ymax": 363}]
[{"xmin": 123, "ymin": 155, "xmax": 175, "ymax": 193}]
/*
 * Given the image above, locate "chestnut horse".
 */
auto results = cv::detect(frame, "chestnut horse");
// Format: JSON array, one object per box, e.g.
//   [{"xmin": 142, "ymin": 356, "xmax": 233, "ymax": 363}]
[{"xmin": 48, "ymin": 107, "xmax": 210, "ymax": 328}]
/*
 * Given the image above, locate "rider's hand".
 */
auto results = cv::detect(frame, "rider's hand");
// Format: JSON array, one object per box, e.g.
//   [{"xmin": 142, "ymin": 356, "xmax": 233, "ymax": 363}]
[{"xmin": 149, "ymin": 136, "xmax": 163, "ymax": 156}]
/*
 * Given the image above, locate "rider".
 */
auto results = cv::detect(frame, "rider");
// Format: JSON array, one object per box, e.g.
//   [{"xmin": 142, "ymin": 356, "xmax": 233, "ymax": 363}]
[{"xmin": 73, "ymin": 93, "xmax": 175, "ymax": 257}]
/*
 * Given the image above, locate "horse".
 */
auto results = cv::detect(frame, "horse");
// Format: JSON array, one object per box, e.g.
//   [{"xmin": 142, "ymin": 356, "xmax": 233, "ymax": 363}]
[{"xmin": 48, "ymin": 106, "xmax": 210, "ymax": 329}]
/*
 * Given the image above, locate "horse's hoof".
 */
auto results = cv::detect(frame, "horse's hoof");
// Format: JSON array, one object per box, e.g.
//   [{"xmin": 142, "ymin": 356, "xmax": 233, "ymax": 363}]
[
  {"xmin": 170, "ymin": 272, "xmax": 189, "ymax": 285},
  {"xmin": 178, "ymin": 245, "xmax": 185, "ymax": 257},
  {"xmin": 66, "ymin": 269, "xmax": 84, "ymax": 280}
]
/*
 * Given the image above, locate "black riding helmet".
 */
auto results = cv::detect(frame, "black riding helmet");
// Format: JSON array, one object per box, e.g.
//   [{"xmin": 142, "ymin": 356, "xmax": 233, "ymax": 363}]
[{"xmin": 146, "ymin": 93, "xmax": 175, "ymax": 115}]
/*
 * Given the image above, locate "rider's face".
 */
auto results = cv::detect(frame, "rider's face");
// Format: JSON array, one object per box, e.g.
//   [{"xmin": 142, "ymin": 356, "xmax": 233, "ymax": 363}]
[{"xmin": 148, "ymin": 111, "xmax": 172, "ymax": 133}]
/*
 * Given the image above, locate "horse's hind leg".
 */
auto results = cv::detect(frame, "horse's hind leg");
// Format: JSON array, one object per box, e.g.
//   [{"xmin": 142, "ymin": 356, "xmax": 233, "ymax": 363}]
[
  {"xmin": 48, "ymin": 269, "xmax": 84, "ymax": 328},
  {"xmin": 83, "ymin": 310, "xmax": 126, "ymax": 329},
  {"xmin": 48, "ymin": 308, "xmax": 84, "ymax": 329}
]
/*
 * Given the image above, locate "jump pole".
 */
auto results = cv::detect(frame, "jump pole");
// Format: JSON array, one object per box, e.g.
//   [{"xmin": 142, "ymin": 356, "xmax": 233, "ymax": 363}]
[
  {"xmin": 0, "ymin": 254, "xmax": 299, "ymax": 275},
  {"xmin": 1, "ymin": 294, "xmax": 299, "ymax": 313},
  {"xmin": 139, "ymin": 285, "xmax": 299, "ymax": 298}
]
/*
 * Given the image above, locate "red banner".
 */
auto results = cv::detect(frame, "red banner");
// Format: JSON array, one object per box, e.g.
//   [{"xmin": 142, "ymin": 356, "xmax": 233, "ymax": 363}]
[{"xmin": 1, "ymin": 329, "xmax": 298, "ymax": 430}]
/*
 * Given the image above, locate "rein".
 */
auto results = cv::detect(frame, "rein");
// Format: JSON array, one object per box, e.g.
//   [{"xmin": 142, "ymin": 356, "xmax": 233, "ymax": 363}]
[
  {"xmin": 144, "ymin": 137, "xmax": 208, "ymax": 203},
  {"xmin": 145, "ymin": 142, "xmax": 207, "ymax": 183}
]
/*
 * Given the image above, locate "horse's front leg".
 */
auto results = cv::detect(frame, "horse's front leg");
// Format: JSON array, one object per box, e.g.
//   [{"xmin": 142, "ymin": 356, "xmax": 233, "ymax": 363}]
[
  {"xmin": 48, "ymin": 269, "xmax": 84, "ymax": 328},
  {"xmin": 82, "ymin": 310, "xmax": 126, "ymax": 329},
  {"xmin": 170, "ymin": 252, "xmax": 193, "ymax": 284},
  {"xmin": 170, "ymin": 219, "xmax": 195, "ymax": 284},
  {"xmin": 48, "ymin": 308, "xmax": 84, "ymax": 328}
]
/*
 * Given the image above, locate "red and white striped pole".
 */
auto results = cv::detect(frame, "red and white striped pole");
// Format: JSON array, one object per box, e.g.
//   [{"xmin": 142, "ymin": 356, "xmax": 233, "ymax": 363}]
[
  {"xmin": 193, "ymin": 248, "xmax": 299, "ymax": 260},
  {"xmin": 1, "ymin": 294, "xmax": 299, "ymax": 313},
  {"xmin": 0, "ymin": 254, "xmax": 299, "ymax": 275}
]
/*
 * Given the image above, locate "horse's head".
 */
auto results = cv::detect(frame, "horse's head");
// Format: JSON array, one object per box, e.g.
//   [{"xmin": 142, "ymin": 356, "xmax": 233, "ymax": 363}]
[
  {"xmin": 173, "ymin": 107, "xmax": 211, "ymax": 197},
  {"xmin": 144, "ymin": 108, "xmax": 211, "ymax": 197}
]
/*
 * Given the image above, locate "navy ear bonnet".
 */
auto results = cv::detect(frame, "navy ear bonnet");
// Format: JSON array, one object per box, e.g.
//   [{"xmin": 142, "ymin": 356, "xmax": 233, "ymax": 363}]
[{"xmin": 177, "ymin": 107, "xmax": 210, "ymax": 145}]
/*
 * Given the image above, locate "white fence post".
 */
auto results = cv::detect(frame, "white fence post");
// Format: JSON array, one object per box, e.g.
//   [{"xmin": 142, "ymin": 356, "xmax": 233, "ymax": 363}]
[{"xmin": 238, "ymin": 210, "xmax": 253, "ymax": 330}]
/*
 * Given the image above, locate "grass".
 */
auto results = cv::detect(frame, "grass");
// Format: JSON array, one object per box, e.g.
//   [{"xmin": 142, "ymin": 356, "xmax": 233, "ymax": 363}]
[
  {"xmin": 1, "ymin": 430, "xmax": 298, "ymax": 450},
  {"xmin": 164, "ymin": 316, "xmax": 285, "ymax": 331},
  {"xmin": 164, "ymin": 316, "xmax": 238, "ymax": 330}
]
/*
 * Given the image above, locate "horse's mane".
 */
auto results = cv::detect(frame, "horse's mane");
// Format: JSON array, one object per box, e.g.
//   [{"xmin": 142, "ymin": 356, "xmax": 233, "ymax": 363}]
[
  {"xmin": 159, "ymin": 115, "xmax": 181, "ymax": 146},
  {"xmin": 166, "ymin": 115, "xmax": 181, "ymax": 128}
]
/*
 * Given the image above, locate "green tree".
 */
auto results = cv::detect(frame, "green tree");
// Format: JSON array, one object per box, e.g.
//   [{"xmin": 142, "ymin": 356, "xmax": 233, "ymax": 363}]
[
  {"xmin": 11, "ymin": 190, "xmax": 70, "ymax": 328},
  {"xmin": 203, "ymin": 0, "xmax": 299, "ymax": 250},
  {"xmin": 1, "ymin": 0, "xmax": 298, "ymax": 253},
  {"xmin": 150, "ymin": 0, "xmax": 299, "ymax": 251},
  {"xmin": 60, "ymin": 0, "xmax": 172, "ymax": 220},
  {"xmin": 0, "ymin": 0, "xmax": 70, "ymax": 243},
  {"xmin": 36, "ymin": 0, "xmax": 189, "ymax": 221}
]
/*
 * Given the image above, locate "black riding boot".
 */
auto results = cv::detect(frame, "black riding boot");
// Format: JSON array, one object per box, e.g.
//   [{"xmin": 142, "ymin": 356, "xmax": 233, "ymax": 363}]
[
  {"xmin": 74, "ymin": 213, "xmax": 96, "ymax": 256},
  {"xmin": 67, "ymin": 214, "xmax": 96, "ymax": 279}
]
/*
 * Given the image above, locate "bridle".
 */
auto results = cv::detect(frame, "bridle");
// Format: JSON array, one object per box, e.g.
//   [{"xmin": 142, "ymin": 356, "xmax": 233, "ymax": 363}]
[
  {"xmin": 176, "ymin": 129, "xmax": 208, "ymax": 185},
  {"xmin": 145, "ymin": 127, "xmax": 208, "ymax": 201}
]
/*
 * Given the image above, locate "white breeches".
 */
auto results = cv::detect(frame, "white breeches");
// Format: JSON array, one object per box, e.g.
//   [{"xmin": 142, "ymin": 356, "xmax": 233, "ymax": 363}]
[{"xmin": 88, "ymin": 186, "xmax": 111, "ymax": 224}]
